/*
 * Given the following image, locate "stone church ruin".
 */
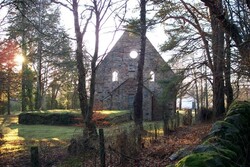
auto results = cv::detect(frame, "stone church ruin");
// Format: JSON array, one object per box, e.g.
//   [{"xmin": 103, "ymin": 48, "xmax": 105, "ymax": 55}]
[{"xmin": 94, "ymin": 31, "xmax": 175, "ymax": 120}]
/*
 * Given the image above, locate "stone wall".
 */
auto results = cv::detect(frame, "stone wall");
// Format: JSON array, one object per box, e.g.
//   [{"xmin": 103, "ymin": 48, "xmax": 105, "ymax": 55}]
[{"xmin": 94, "ymin": 31, "xmax": 175, "ymax": 120}]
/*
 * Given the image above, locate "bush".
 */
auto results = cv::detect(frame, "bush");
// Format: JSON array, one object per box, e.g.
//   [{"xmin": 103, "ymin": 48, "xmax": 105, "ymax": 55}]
[
  {"xmin": 198, "ymin": 107, "xmax": 213, "ymax": 122},
  {"xmin": 182, "ymin": 109, "xmax": 192, "ymax": 125},
  {"xmin": 0, "ymin": 101, "xmax": 7, "ymax": 114},
  {"xmin": 19, "ymin": 112, "xmax": 80, "ymax": 125}
]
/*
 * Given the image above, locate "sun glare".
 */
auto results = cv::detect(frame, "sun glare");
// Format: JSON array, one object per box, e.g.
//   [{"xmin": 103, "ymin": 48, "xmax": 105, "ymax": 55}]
[{"xmin": 15, "ymin": 55, "xmax": 25, "ymax": 64}]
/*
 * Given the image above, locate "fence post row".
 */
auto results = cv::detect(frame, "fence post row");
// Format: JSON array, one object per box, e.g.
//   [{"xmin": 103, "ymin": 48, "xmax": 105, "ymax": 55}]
[
  {"xmin": 99, "ymin": 128, "xmax": 105, "ymax": 167},
  {"xmin": 31, "ymin": 146, "xmax": 39, "ymax": 167}
]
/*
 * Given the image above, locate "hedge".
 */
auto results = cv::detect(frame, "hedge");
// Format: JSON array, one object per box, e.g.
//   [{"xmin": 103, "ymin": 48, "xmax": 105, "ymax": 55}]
[
  {"xmin": 168, "ymin": 101, "xmax": 250, "ymax": 167},
  {"xmin": 19, "ymin": 112, "xmax": 81, "ymax": 125}
]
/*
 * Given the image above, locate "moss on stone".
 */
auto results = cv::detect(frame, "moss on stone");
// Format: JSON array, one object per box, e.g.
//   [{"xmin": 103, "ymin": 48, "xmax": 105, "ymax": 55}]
[
  {"xmin": 202, "ymin": 137, "xmax": 242, "ymax": 156},
  {"xmin": 176, "ymin": 152, "xmax": 234, "ymax": 167},
  {"xmin": 172, "ymin": 101, "xmax": 250, "ymax": 167},
  {"xmin": 206, "ymin": 121, "xmax": 241, "ymax": 143},
  {"xmin": 194, "ymin": 143, "xmax": 237, "ymax": 160},
  {"xmin": 227, "ymin": 101, "xmax": 250, "ymax": 119}
]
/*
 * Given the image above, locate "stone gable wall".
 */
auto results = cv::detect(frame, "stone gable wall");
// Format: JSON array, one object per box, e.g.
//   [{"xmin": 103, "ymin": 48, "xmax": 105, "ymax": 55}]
[{"xmin": 94, "ymin": 31, "xmax": 175, "ymax": 120}]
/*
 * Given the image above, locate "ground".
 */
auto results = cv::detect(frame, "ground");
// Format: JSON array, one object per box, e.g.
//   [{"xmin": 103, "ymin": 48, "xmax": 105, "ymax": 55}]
[
  {"xmin": 139, "ymin": 123, "xmax": 212, "ymax": 166},
  {"xmin": 0, "ymin": 115, "xmax": 212, "ymax": 167}
]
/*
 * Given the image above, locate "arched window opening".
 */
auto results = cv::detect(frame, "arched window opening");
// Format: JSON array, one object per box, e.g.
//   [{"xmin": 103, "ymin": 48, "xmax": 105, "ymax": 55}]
[
  {"xmin": 149, "ymin": 71, "xmax": 155, "ymax": 82},
  {"xmin": 112, "ymin": 71, "xmax": 118, "ymax": 82}
]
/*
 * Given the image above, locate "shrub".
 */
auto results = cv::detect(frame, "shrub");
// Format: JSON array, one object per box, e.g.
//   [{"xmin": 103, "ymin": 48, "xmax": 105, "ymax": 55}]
[
  {"xmin": 182, "ymin": 109, "xmax": 192, "ymax": 125},
  {"xmin": 18, "ymin": 111, "xmax": 113, "ymax": 126},
  {"xmin": 19, "ymin": 112, "xmax": 80, "ymax": 125},
  {"xmin": 198, "ymin": 107, "xmax": 213, "ymax": 122},
  {"xmin": 0, "ymin": 101, "xmax": 7, "ymax": 114}
]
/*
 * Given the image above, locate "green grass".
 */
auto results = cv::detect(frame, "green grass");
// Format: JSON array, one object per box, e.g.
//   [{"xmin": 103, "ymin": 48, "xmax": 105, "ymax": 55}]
[
  {"xmin": 4, "ymin": 109, "xmax": 187, "ymax": 142},
  {"xmin": 45, "ymin": 109, "xmax": 80, "ymax": 114},
  {"xmin": 9, "ymin": 124, "xmax": 82, "ymax": 140},
  {"xmin": 2, "ymin": 109, "xmax": 130, "ymax": 142},
  {"xmin": 98, "ymin": 110, "xmax": 130, "ymax": 119}
]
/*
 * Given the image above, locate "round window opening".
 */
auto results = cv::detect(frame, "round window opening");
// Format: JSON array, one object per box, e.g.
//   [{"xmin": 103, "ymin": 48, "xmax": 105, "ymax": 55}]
[{"xmin": 130, "ymin": 50, "xmax": 138, "ymax": 59}]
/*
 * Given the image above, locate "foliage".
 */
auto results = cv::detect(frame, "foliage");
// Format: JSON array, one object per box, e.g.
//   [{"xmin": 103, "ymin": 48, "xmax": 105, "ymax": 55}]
[
  {"xmin": 0, "ymin": 39, "xmax": 21, "ymax": 114},
  {"xmin": 201, "ymin": 0, "xmax": 250, "ymax": 76},
  {"xmin": 198, "ymin": 107, "xmax": 213, "ymax": 122},
  {"xmin": 156, "ymin": 1, "xmax": 210, "ymax": 64},
  {"xmin": 182, "ymin": 110, "xmax": 192, "ymax": 125},
  {"xmin": 159, "ymin": 73, "xmax": 181, "ymax": 103},
  {"xmin": 176, "ymin": 151, "xmax": 234, "ymax": 167},
  {"xmin": 17, "ymin": 110, "xmax": 130, "ymax": 127},
  {"xmin": 7, "ymin": 0, "xmax": 74, "ymax": 111},
  {"xmin": 18, "ymin": 112, "xmax": 80, "ymax": 125}
]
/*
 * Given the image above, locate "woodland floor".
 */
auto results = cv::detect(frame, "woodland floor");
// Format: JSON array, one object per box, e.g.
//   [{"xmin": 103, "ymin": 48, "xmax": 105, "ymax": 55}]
[
  {"xmin": 138, "ymin": 122, "xmax": 212, "ymax": 166},
  {"xmin": 0, "ymin": 116, "xmax": 212, "ymax": 167}
]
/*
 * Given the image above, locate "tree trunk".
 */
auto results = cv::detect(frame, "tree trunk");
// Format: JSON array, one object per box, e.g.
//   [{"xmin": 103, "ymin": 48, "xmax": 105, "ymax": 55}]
[
  {"xmin": 7, "ymin": 69, "xmax": 11, "ymax": 115},
  {"xmin": 134, "ymin": 0, "xmax": 146, "ymax": 123},
  {"xmin": 134, "ymin": 0, "xmax": 147, "ymax": 146},
  {"xmin": 179, "ymin": 96, "xmax": 182, "ymax": 110},
  {"xmin": 21, "ymin": 2, "xmax": 28, "ymax": 112},
  {"xmin": 224, "ymin": 34, "xmax": 233, "ymax": 110},
  {"xmin": 204, "ymin": 66, "xmax": 209, "ymax": 108},
  {"xmin": 72, "ymin": 0, "xmax": 96, "ymax": 137},
  {"xmin": 35, "ymin": 40, "xmax": 42, "ymax": 110},
  {"xmin": 201, "ymin": 0, "xmax": 250, "ymax": 77},
  {"xmin": 210, "ymin": 0, "xmax": 225, "ymax": 116},
  {"xmin": 35, "ymin": 41, "xmax": 42, "ymax": 110},
  {"xmin": 86, "ymin": 0, "xmax": 102, "ymax": 137},
  {"xmin": 35, "ymin": 0, "xmax": 43, "ymax": 111}
]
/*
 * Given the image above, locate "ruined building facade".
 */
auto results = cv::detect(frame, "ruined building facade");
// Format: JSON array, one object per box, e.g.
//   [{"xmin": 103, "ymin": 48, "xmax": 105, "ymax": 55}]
[{"xmin": 94, "ymin": 31, "xmax": 175, "ymax": 120}]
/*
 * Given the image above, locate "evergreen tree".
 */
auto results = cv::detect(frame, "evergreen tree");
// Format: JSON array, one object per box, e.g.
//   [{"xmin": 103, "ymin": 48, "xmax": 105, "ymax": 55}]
[{"xmin": 7, "ymin": 0, "xmax": 73, "ymax": 111}]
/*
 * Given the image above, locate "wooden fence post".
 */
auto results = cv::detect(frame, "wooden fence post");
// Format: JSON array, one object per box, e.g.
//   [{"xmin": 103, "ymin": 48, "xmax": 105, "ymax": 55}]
[
  {"xmin": 154, "ymin": 124, "xmax": 158, "ymax": 140},
  {"xmin": 177, "ymin": 110, "xmax": 180, "ymax": 127},
  {"xmin": 99, "ymin": 129, "xmax": 105, "ymax": 167},
  {"xmin": 31, "ymin": 146, "xmax": 39, "ymax": 167}
]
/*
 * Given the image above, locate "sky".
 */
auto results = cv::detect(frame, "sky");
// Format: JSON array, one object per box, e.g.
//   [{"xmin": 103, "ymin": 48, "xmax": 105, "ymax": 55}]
[
  {"xmin": 59, "ymin": 1, "xmax": 171, "ymax": 62},
  {"xmin": 0, "ymin": 1, "xmax": 171, "ymax": 62}
]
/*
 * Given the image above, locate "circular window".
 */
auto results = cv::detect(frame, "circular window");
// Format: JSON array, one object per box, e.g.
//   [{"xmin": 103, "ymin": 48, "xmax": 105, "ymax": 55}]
[{"xmin": 129, "ymin": 50, "xmax": 138, "ymax": 59}]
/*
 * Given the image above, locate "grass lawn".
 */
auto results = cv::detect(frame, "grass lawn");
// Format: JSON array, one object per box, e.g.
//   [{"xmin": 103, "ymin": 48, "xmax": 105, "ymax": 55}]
[
  {"xmin": 1, "ymin": 110, "xmax": 130, "ymax": 142},
  {"xmin": 0, "ymin": 109, "xmax": 189, "ymax": 166},
  {"xmin": 2, "ymin": 109, "xmax": 187, "ymax": 142},
  {"xmin": 9, "ymin": 124, "xmax": 82, "ymax": 141},
  {"xmin": 9, "ymin": 121, "xmax": 163, "ymax": 140}
]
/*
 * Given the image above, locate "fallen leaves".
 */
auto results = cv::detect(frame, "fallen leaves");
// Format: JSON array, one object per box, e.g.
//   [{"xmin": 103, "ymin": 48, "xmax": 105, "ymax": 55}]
[
  {"xmin": 138, "ymin": 122, "xmax": 212, "ymax": 166},
  {"xmin": 0, "ymin": 121, "xmax": 212, "ymax": 166}
]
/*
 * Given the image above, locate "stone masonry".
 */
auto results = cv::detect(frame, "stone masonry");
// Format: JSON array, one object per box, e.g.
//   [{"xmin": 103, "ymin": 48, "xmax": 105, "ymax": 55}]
[{"xmin": 94, "ymin": 31, "xmax": 175, "ymax": 120}]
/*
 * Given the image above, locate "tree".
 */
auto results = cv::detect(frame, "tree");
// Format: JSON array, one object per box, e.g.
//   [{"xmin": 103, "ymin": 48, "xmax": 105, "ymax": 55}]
[
  {"xmin": 224, "ymin": 34, "xmax": 233, "ymax": 109},
  {"xmin": 0, "ymin": 40, "xmax": 20, "ymax": 114},
  {"xmin": 8, "ymin": 0, "xmax": 73, "ymax": 111},
  {"xmin": 155, "ymin": 0, "xmax": 229, "ymax": 115},
  {"xmin": 155, "ymin": 0, "xmax": 212, "ymax": 107},
  {"xmin": 159, "ymin": 65, "xmax": 181, "ymax": 135},
  {"xmin": 201, "ymin": 0, "xmax": 250, "ymax": 77},
  {"xmin": 132, "ymin": 0, "xmax": 147, "ymax": 146},
  {"xmin": 52, "ymin": 0, "xmax": 128, "ymax": 138},
  {"xmin": 210, "ymin": 0, "xmax": 225, "ymax": 116}
]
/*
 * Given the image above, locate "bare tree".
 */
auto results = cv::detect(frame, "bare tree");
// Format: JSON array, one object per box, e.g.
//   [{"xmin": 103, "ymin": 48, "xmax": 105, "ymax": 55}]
[
  {"xmin": 155, "ymin": 0, "xmax": 235, "ymax": 116},
  {"xmin": 52, "ymin": 0, "xmax": 128, "ymax": 137},
  {"xmin": 133, "ymin": 0, "xmax": 147, "ymax": 146}
]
